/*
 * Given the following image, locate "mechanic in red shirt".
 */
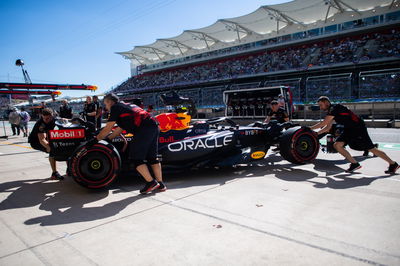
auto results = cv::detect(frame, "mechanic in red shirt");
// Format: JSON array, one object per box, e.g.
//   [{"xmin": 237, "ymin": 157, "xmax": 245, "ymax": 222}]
[
  {"xmin": 95, "ymin": 93, "xmax": 166, "ymax": 194},
  {"xmin": 311, "ymin": 96, "xmax": 398, "ymax": 174}
]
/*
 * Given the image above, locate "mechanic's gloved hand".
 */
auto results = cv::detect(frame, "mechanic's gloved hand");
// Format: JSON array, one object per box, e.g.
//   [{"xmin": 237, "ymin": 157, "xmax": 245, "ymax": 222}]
[{"xmin": 86, "ymin": 137, "xmax": 98, "ymax": 147}]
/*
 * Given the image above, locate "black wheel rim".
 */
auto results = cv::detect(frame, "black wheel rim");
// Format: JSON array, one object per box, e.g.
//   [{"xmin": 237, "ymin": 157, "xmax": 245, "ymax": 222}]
[
  {"xmin": 79, "ymin": 151, "xmax": 112, "ymax": 181},
  {"xmin": 294, "ymin": 134, "xmax": 316, "ymax": 158}
]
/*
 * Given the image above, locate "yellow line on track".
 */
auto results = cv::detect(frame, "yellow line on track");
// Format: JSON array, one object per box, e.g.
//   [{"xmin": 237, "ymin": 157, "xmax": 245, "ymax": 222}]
[{"xmin": 0, "ymin": 141, "xmax": 32, "ymax": 149}]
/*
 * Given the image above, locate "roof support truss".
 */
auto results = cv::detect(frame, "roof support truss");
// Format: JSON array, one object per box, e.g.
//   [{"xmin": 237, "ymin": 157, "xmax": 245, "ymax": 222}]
[
  {"xmin": 325, "ymin": 4, "xmax": 332, "ymax": 23},
  {"xmin": 389, "ymin": 0, "xmax": 397, "ymax": 9},
  {"xmin": 136, "ymin": 46, "xmax": 169, "ymax": 60},
  {"xmin": 116, "ymin": 52, "xmax": 150, "ymax": 64},
  {"xmin": 331, "ymin": 0, "xmax": 361, "ymax": 15},
  {"xmin": 218, "ymin": 19, "xmax": 260, "ymax": 42},
  {"xmin": 184, "ymin": 30, "xmax": 220, "ymax": 49},
  {"xmin": 157, "ymin": 39, "xmax": 192, "ymax": 55},
  {"xmin": 261, "ymin": 6, "xmax": 306, "ymax": 27}
]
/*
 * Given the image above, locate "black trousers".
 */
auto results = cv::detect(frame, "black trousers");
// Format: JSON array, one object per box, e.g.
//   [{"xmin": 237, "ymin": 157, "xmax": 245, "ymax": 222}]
[
  {"xmin": 96, "ymin": 117, "xmax": 102, "ymax": 129},
  {"xmin": 11, "ymin": 124, "xmax": 20, "ymax": 135}
]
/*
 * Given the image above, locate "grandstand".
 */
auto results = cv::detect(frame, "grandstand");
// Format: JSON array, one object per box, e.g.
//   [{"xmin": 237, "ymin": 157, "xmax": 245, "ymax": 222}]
[{"xmin": 114, "ymin": 0, "xmax": 400, "ymax": 119}]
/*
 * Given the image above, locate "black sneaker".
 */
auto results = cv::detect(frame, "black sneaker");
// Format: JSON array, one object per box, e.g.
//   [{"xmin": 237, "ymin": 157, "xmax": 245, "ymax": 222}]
[
  {"xmin": 51, "ymin": 171, "xmax": 64, "ymax": 180},
  {"xmin": 385, "ymin": 162, "xmax": 399, "ymax": 175},
  {"xmin": 345, "ymin": 163, "xmax": 361, "ymax": 173},
  {"xmin": 140, "ymin": 180, "xmax": 159, "ymax": 194},
  {"xmin": 158, "ymin": 181, "xmax": 167, "ymax": 192}
]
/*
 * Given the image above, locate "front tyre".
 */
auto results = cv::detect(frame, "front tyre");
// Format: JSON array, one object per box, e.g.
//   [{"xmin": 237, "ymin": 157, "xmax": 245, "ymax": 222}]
[
  {"xmin": 279, "ymin": 126, "xmax": 319, "ymax": 164},
  {"xmin": 69, "ymin": 141, "xmax": 121, "ymax": 189}
]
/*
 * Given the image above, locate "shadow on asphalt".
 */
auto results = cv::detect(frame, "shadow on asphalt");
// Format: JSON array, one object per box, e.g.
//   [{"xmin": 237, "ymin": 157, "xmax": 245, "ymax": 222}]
[{"xmin": 0, "ymin": 153, "xmax": 391, "ymax": 226}]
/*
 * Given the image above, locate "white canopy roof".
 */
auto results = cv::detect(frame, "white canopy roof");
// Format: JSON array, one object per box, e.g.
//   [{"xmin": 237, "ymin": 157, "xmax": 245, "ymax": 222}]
[{"xmin": 117, "ymin": 0, "xmax": 398, "ymax": 64}]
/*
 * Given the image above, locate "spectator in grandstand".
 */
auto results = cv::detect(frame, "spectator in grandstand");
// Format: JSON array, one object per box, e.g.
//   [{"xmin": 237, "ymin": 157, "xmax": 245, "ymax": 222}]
[
  {"xmin": 264, "ymin": 100, "xmax": 289, "ymax": 124},
  {"xmin": 113, "ymin": 30, "xmax": 399, "ymax": 95},
  {"xmin": 9, "ymin": 107, "xmax": 21, "ymax": 136},
  {"xmin": 83, "ymin": 96, "xmax": 97, "ymax": 126},
  {"xmin": 59, "ymin": 99, "xmax": 73, "ymax": 119},
  {"xmin": 310, "ymin": 96, "xmax": 399, "ymax": 174},
  {"xmin": 28, "ymin": 108, "xmax": 63, "ymax": 180},
  {"xmin": 95, "ymin": 93, "xmax": 166, "ymax": 194},
  {"xmin": 93, "ymin": 95, "xmax": 103, "ymax": 130},
  {"xmin": 19, "ymin": 107, "xmax": 31, "ymax": 137}
]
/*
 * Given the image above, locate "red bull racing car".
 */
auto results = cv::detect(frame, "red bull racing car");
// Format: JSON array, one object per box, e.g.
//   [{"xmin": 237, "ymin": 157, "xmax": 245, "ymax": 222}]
[{"xmin": 49, "ymin": 93, "xmax": 319, "ymax": 189}]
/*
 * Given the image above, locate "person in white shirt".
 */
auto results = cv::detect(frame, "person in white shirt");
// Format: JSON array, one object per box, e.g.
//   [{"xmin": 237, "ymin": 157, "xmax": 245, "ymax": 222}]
[{"xmin": 8, "ymin": 107, "xmax": 21, "ymax": 136}]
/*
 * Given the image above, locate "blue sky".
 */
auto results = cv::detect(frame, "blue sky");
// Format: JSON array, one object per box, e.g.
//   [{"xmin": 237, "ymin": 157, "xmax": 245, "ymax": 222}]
[{"xmin": 0, "ymin": 0, "xmax": 287, "ymax": 97}]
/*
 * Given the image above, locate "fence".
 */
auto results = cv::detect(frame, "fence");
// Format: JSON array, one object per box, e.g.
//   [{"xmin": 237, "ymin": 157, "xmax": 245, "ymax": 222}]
[
  {"xmin": 306, "ymin": 73, "xmax": 352, "ymax": 102},
  {"xmin": 359, "ymin": 69, "xmax": 400, "ymax": 99},
  {"xmin": 294, "ymin": 101, "xmax": 400, "ymax": 122},
  {"xmin": 265, "ymin": 78, "xmax": 301, "ymax": 103}
]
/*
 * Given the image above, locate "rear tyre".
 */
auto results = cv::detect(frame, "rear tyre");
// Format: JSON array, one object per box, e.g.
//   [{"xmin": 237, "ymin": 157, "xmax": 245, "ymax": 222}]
[
  {"xmin": 279, "ymin": 126, "xmax": 319, "ymax": 164},
  {"xmin": 69, "ymin": 141, "xmax": 121, "ymax": 189}
]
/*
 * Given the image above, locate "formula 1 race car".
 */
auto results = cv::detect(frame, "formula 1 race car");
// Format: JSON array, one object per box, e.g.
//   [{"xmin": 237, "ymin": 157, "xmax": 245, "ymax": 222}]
[{"xmin": 48, "ymin": 94, "xmax": 319, "ymax": 189}]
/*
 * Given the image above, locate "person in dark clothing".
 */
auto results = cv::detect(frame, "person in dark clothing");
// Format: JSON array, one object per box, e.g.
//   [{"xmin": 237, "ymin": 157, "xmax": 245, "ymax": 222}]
[
  {"xmin": 311, "ymin": 96, "xmax": 399, "ymax": 174},
  {"xmin": 28, "ymin": 108, "xmax": 63, "ymax": 180},
  {"xmin": 83, "ymin": 96, "xmax": 97, "ymax": 125},
  {"xmin": 59, "ymin": 99, "xmax": 73, "ymax": 119},
  {"xmin": 95, "ymin": 93, "xmax": 166, "ymax": 194},
  {"xmin": 264, "ymin": 100, "xmax": 289, "ymax": 124},
  {"xmin": 93, "ymin": 95, "xmax": 102, "ymax": 130}
]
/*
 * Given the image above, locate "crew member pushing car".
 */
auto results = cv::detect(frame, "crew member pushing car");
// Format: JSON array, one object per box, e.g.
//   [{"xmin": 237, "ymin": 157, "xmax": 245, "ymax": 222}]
[
  {"xmin": 95, "ymin": 93, "xmax": 166, "ymax": 194},
  {"xmin": 264, "ymin": 100, "xmax": 289, "ymax": 124},
  {"xmin": 28, "ymin": 108, "xmax": 64, "ymax": 180},
  {"xmin": 310, "ymin": 96, "xmax": 398, "ymax": 174}
]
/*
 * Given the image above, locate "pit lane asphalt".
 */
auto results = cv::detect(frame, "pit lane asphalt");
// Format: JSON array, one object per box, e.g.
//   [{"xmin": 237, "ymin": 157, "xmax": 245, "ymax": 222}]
[{"xmin": 0, "ymin": 124, "xmax": 399, "ymax": 266}]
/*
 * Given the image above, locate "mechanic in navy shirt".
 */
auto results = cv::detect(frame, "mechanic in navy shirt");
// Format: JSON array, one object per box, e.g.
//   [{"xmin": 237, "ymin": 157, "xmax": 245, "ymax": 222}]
[
  {"xmin": 311, "ymin": 96, "xmax": 398, "ymax": 174},
  {"xmin": 264, "ymin": 100, "xmax": 289, "ymax": 124},
  {"xmin": 95, "ymin": 93, "xmax": 166, "ymax": 194}
]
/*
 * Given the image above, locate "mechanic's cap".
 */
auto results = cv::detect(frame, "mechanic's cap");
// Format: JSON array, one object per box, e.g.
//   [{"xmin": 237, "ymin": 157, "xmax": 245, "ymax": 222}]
[{"xmin": 317, "ymin": 96, "xmax": 331, "ymax": 103}]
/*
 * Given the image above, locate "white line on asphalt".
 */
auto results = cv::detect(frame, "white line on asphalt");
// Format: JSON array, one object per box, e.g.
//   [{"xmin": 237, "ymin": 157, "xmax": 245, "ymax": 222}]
[{"xmin": 386, "ymin": 178, "xmax": 400, "ymax": 182}]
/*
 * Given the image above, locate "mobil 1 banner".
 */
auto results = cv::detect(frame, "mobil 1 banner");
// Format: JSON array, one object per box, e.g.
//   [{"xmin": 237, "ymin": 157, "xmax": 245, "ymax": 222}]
[{"xmin": 49, "ymin": 128, "xmax": 86, "ymax": 160}]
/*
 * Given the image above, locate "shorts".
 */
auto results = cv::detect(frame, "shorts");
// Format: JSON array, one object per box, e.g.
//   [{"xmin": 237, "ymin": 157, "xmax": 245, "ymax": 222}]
[
  {"xmin": 129, "ymin": 118, "xmax": 159, "ymax": 162},
  {"xmin": 336, "ymin": 126, "xmax": 375, "ymax": 151},
  {"xmin": 30, "ymin": 142, "xmax": 55, "ymax": 157},
  {"xmin": 20, "ymin": 122, "xmax": 28, "ymax": 128}
]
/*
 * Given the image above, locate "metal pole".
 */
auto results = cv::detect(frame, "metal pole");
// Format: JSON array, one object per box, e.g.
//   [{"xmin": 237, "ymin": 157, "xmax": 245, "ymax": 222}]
[{"xmin": 0, "ymin": 119, "xmax": 8, "ymax": 139}]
